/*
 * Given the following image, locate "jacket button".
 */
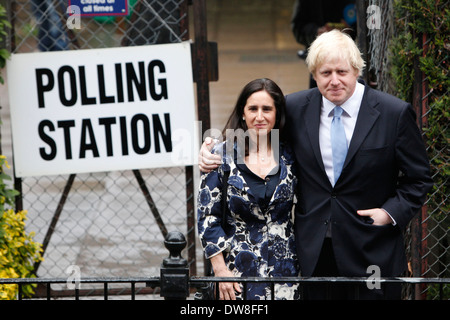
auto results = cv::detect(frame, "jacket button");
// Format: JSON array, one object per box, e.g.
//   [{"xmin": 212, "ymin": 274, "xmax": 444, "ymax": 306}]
[{"xmin": 331, "ymin": 193, "xmax": 337, "ymax": 198}]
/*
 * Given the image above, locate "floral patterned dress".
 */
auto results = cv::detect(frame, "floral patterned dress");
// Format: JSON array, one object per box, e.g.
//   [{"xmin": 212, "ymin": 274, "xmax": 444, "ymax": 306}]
[{"xmin": 197, "ymin": 142, "xmax": 300, "ymax": 300}]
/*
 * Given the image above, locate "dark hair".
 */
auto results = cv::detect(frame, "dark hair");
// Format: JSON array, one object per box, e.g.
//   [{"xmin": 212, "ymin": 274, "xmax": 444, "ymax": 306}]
[
  {"xmin": 220, "ymin": 78, "xmax": 286, "ymax": 158},
  {"xmin": 222, "ymin": 78, "xmax": 286, "ymax": 137}
]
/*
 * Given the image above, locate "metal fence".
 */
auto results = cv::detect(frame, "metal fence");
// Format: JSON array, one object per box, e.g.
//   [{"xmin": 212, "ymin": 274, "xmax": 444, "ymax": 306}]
[
  {"xmin": 4, "ymin": 0, "xmax": 197, "ymax": 287},
  {"xmin": 360, "ymin": 0, "xmax": 449, "ymax": 300},
  {"xmin": 1, "ymin": 231, "xmax": 449, "ymax": 300}
]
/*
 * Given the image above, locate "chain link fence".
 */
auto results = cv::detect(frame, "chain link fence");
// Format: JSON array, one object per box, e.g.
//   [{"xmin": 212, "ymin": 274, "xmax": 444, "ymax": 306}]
[
  {"xmin": 418, "ymin": 34, "xmax": 449, "ymax": 278},
  {"xmin": 5, "ymin": 0, "xmax": 197, "ymax": 283},
  {"xmin": 366, "ymin": 0, "xmax": 395, "ymax": 93},
  {"xmin": 365, "ymin": 0, "xmax": 449, "ymax": 299}
]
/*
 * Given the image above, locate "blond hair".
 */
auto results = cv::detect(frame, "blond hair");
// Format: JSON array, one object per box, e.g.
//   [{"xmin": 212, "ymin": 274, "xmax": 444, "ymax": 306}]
[{"xmin": 306, "ymin": 29, "xmax": 366, "ymax": 77}]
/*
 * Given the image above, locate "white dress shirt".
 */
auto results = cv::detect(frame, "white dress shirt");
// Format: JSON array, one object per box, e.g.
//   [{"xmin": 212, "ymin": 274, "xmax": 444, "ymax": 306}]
[{"xmin": 319, "ymin": 82, "xmax": 365, "ymax": 186}]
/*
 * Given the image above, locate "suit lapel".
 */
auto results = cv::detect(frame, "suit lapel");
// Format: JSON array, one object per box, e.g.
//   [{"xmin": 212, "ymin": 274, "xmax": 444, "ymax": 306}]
[
  {"xmin": 298, "ymin": 83, "xmax": 379, "ymax": 183},
  {"xmin": 344, "ymin": 85, "xmax": 380, "ymax": 168},
  {"xmin": 304, "ymin": 89, "xmax": 327, "ymax": 175}
]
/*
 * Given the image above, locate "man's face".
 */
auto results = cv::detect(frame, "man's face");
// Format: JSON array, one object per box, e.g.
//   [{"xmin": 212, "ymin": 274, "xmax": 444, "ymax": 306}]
[{"xmin": 313, "ymin": 57, "xmax": 359, "ymax": 106}]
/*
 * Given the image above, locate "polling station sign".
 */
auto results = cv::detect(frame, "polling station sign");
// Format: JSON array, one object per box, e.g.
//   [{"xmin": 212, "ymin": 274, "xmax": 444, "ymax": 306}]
[
  {"xmin": 7, "ymin": 42, "xmax": 198, "ymax": 177},
  {"xmin": 68, "ymin": 0, "xmax": 128, "ymax": 16}
]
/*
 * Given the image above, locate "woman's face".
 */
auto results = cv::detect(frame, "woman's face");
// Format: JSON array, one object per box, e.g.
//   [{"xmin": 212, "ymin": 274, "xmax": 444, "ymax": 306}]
[{"xmin": 242, "ymin": 90, "xmax": 276, "ymax": 135}]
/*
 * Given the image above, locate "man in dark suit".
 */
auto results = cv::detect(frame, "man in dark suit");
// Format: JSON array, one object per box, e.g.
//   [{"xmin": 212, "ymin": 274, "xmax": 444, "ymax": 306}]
[
  {"xmin": 286, "ymin": 29, "xmax": 433, "ymax": 299},
  {"xmin": 198, "ymin": 30, "xmax": 433, "ymax": 299}
]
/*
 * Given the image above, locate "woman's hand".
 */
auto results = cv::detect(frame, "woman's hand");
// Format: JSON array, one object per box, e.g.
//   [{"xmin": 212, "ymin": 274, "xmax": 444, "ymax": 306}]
[
  {"xmin": 210, "ymin": 254, "xmax": 241, "ymax": 300},
  {"xmin": 214, "ymin": 268, "xmax": 241, "ymax": 300}
]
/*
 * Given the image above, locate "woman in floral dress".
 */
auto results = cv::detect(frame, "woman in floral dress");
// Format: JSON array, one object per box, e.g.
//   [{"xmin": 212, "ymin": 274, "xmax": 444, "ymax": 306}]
[{"xmin": 197, "ymin": 78, "xmax": 300, "ymax": 300}]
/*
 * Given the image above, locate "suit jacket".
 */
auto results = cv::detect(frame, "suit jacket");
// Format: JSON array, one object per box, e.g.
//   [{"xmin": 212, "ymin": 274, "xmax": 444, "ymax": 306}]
[{"xmin": 285, "ymin": 82, "xmax": 433, "ymax": 277}]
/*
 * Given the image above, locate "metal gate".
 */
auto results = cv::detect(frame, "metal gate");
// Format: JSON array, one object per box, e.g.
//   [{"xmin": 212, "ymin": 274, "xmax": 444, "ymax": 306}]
[
  {"xmin": 358, "ymin": 0, "xmax": 449, "ymax": 299},
  {"xmin": 2, "ymin": 0, "xmax": 215, "ymax": 282}
]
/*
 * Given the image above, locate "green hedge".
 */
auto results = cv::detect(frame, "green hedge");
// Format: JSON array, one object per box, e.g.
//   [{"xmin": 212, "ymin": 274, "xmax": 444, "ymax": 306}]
[
  {"xmin": 391, "ymin": 0, "xmax": 449, "ymax": 219},
  {"xmin": 0, "ymin": 4, "xmax": 10, "ymax": 84},
  {"xmin": 389, "ymin": 0, "xmax": 449, "ymax": 298}
]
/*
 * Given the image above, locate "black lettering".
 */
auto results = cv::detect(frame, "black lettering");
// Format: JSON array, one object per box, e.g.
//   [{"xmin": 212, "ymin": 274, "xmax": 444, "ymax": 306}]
[
  {"xmin": 79, "ymin": 119, "xmax": 100, "ymax": 158},
  {"xmin": 99, "ymin": 117, "xmax": 116, "ymax": 156},
  {"xmin": 57, "ymin": 66, "xmax": 77, "ymax": 106},
  {"xmin": 126, "ymin": 62, "xmax": 146, "ymax": 102},
  {"xmin": 152, "ymin": 113, "xmax": 172, "ymax": 153},
  {"xmin": 36, "ymin": 68, "xmax": 54, "ymax": 108},
  {"xmin": 97, "ymin": 65, "xmax": 115, "ymax": 104},
  {"xmin": 119, "ymin": 116, "xmax": 129, "ymax": 156},
  {"xmin": 79, "ymin": 66, "xmax": 96, "ymax": 105},
  {"xmin": 131, "ymin": 114, "xmax": 150, "ymax": 154},
  {"xmin": 57, "ymin": 120, "xmax": 76, "ymax": 159},
  {"xmin": 38, "ymin": 120, "xmax": 57, "ymax": 160},
  {"xmin": 115, "ymin": 63, "xmax": 124, "ymax": 103},
  {"xmin": 148, "ymin": 60, "xmax": 168, "ymax": 101}
]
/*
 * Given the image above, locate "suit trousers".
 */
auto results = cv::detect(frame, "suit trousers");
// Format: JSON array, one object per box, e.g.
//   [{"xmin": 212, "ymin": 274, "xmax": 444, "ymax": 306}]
[{"xmin": 303, "ymin": 238, "xmax": 402, "ymax": 300}]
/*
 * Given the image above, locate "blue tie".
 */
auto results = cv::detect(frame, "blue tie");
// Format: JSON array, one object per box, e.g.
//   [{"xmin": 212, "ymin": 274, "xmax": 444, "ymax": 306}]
[{"xmin": 331, "ymin": 106, "xmax": 347, "ymax": 185}]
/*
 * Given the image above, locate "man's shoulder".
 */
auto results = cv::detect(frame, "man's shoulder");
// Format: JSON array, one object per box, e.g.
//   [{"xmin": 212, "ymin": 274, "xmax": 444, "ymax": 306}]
[
  {"xmin": 285, "ymin": 88, "xmax": 319, "ymax": 110},
  {"xmin": 364, "ymin": 85, "xmax": 410, "ymax": 113},
  {"xmin": 286, "ymin": 87, "xmax": 317, "ymax": 101}
]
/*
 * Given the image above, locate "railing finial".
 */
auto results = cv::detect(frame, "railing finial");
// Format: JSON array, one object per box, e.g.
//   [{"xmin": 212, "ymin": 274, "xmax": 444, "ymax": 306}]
[{"xmin": 160, "ymin": 230, "xmax": 189, "ymax": 299}]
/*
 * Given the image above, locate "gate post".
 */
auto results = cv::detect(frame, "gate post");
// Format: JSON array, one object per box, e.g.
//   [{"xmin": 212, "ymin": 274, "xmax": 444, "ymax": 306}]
[{"xmin": 160, "ymin": 231, "xmax": 190, "ymax": 300}]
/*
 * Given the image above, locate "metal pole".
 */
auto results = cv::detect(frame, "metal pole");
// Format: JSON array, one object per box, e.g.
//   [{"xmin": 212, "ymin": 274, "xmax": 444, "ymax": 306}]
[
  {"xmin": 410, "ymin": 29, "xmax": 427, "ymax": 300},
  {"xmin": 133, "ymin": 169, "xmax": 168, "ymax": 238},
  {"xmin": 192, "ymin": 0, "xmax": 211, "ymax": 134},
  {"xmin": 356, "ymin": 0, "xmax": 369, "ymax": 84},
  {"xmin": 181, "ymin": 0, "xmax": 197, "ymax": 278}
]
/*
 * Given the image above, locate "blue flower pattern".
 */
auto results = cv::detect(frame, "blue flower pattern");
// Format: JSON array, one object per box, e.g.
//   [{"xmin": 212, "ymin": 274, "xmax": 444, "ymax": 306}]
[{"xmin": 197, "ymin": 143, "xmax": 300, "ymax": 300}]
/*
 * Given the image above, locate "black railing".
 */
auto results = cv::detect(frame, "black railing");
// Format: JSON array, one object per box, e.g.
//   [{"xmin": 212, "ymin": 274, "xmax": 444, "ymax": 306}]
[
  {"xmin": 1, "ymin": 275, "xmax": 448, "ymax": 300},
  {"xmin": 1, "ymin": 231, "xmax": 449, "ymax": 300},
  {"xmin": 0, "ymin": 277, "xmax": 159, "ymax": 300},
  {"xmin": 191, "ymin": 276, "xmax": 450, "ymax": 300}
]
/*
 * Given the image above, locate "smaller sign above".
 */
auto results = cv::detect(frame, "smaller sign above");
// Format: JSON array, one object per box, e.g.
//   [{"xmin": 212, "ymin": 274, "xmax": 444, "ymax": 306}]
[{"xmin": 68, "ymin": 0, "xmax": 128, "ymax": 17}]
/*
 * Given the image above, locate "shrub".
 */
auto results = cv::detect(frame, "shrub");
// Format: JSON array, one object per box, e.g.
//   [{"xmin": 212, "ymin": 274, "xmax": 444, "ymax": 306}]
[
  {"xmin": 390, "ymin": 0, "xmax": 449, "ymax": 299},
  {"xmin": 0, "ymin": 3, "xmax": 11, "ymax": 84},
  {"xmin": 0, "ymin": 155, "xmax": 43, "ymax": 299}
]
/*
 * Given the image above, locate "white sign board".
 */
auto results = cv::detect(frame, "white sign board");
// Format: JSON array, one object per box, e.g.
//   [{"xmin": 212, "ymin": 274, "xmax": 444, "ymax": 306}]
[{"xmin": 7, "ymin": 42, "xmax": 198, "ymax": 177}]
